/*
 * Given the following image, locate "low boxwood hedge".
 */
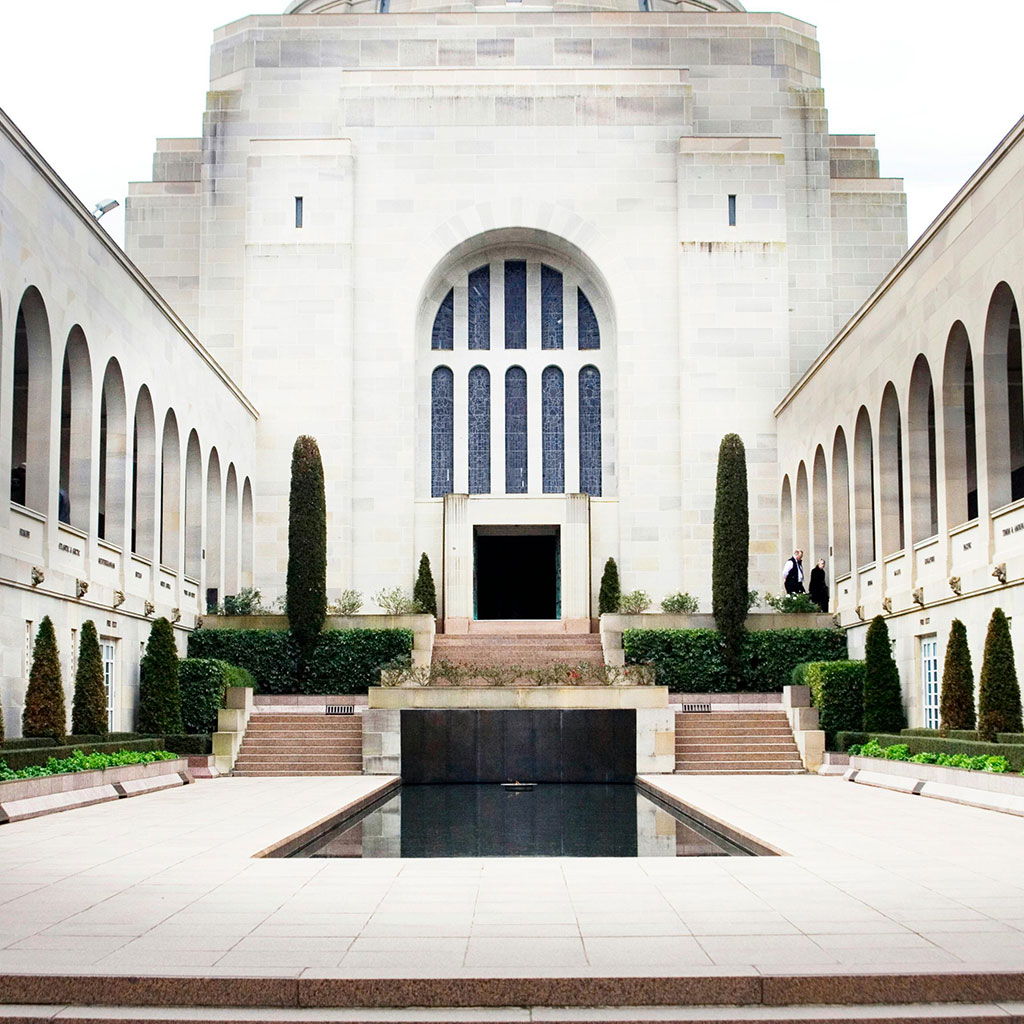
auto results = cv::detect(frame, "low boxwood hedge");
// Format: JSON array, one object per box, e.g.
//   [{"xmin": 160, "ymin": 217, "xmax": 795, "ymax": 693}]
[
  {"xmin": 836, "ymin": 731, "xmax": 1024, "ymax": 771},
  {"xmin": 805, "ymin": 660, "xmax": 864, "ymax": 747},
  {"xmin": 0, "ymin": 738, "xmax": 165, "ymax": 772},
  {"xmin": 179, "ymin": 659, "xmax": 256, "ymax": 734},
  {"xmin": 623, "ymin": 628, "xmax": 847, "ymax": 692},
  {"xmin": 159, "ymin": 734, "xmax": 213, "ymax": 756}
]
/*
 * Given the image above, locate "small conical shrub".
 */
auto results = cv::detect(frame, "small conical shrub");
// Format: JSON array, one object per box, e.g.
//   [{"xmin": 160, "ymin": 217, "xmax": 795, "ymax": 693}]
[
  {"xmin": 977, "ymin": 607, "xmax": 1023, "ymax": 742},
  {"xmin": 23, "ymin": 616, "xmax": 67, "ymax": 740},
  {"xmin": 939, "ymin": 619, "xmax": 975, "ymax": 732},
  {"xmin": 599, "ymin": 558, "xmax": 621, "ymax": 615},
  {"xmin": 712, "ymin": 433, "xmax": 749, "ymax": 688},
  {"xmin": 413, "ymin": 553, "xmax": 438, "ymax": 618},
  {"xmin": 137, "ymin": 617, "xmax": 182, "ymax": 735},
  {"xmin": 287, "ymin": 435, "xmax": 327, "ymax": 667},
  {"xmin": 72, "ymin": 620, "xmax": 108, "ymax": 737},
  {"xmin": 862, "ymin": 615, "xmax": 906, "ymax": 733}
]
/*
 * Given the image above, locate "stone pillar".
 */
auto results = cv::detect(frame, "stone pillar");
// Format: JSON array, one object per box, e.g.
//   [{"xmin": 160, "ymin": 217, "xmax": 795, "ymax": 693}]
[
  {"xmin": 443, "ymin": 492, "xmax": 472, "ymax": 633},
  {"xmin": 562, "ymin": 493, "xmax": 591, "ymax": 632}
]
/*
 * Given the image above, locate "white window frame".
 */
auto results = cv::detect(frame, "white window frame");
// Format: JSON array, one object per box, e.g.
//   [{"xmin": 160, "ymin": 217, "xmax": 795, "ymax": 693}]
[
  {"xmin": 920, "ymin": 635, "xmax": 939, "ymax": 730},
  {"xmin": 101, "ymin": 638, "xmax": 117, "ymax": 732}
]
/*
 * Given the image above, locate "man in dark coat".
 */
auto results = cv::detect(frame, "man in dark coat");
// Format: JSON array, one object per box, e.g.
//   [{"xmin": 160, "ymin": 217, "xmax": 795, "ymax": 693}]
[
  {"xmin": 782, "ymin": 549, "xmax": 804, "ymax": 594},
  {"xmin": 808, "ymin": 558, "xmax": 829, "ymax": 612}
]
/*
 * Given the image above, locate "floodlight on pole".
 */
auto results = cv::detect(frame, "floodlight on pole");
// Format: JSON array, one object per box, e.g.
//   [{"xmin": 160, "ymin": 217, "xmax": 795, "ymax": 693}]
[{"xmin": 92, "ymin": 198, "xmax": 120, "ymax": 220}]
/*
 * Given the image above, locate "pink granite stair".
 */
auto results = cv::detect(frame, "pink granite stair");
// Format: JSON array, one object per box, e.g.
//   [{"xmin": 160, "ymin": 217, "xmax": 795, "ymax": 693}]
[
  {"xmin": 675, "ymin": 710, "xmax": 804, "ymax": 775},
  {"xmin": 433, "ymin": 632, "xmax": 604, "ymax": 670},
  {"xmin": 233, "ymin": 712, "xmax": 362, "ymax": 777}
]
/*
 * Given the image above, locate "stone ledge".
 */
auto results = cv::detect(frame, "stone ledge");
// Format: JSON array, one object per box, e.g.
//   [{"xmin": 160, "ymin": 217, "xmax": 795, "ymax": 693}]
[{"xmin": 368, "ymin": 685, "xmax": 669, "ymax": 709}]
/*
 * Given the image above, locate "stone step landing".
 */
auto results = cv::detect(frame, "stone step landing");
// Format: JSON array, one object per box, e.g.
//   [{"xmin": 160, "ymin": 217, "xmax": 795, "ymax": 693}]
[
  {"xmin": 233, "ymin": 711, "xmax": 362, "ymax": 777},
  {"xmin": 675, "ymin": 710, "xmax": 804, "ymax": 775},
  {"xmin": 433, "ymin": 632, "xmax": 604, "ymax": 669}
]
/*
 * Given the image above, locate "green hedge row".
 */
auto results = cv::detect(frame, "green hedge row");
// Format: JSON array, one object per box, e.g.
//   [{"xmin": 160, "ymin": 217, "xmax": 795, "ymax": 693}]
[
  {"xmin": 0, "ymin": 738, "xmax": 165, "ymax": 772},
  {"xmin": 804, "ymin": 661, "xmax": 864, "ymax": 747},
  {"xmin": 179, "ymin": 659, "xmax": 255, "ymax": 734},
  {"xmin": 187, "ymin": 628, "xmax": 414, "ymax": 694},
  {"xmin": 159, "ymin": 734, "xmax": 212, "ymax": 756},
  {"xmin": 836, "ymin": 731, "xmax": 1024, "ymax": 771},
  {"xmin": 902, "ymin": 727, "xmax": 1024, "ymax": 744},
  {"xmin": 623, "ymin": 628, "xmax": 847, "ymax": 692}
]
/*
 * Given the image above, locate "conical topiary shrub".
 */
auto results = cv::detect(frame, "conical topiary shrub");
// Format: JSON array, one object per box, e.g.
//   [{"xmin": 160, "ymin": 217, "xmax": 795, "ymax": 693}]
[
  {"xmin": 977, "ymin": 607, "xmax": 1023, "ymax": 742},
  {"xmin": 287, "ymin": 435, "xmax": 327, "ymax": 669},
  {"xmin": 23, "ymin": 616, "xmax": 67, "ymax": 741},
  {"xmin": 137, "ymin": 617, "xmax": 182, "ymax": 735},
  {"xmin": 712, "ymin": 433, "xmax": 749, "ymax": 688},
  {"xmin": 939, "ymin": 619, "xmax": 975, "ymax": 732},
  {"xmin": 72, "ymin": 620, "xmax": 108, "ymax": 737},
  {"xmin": 599, "ymin": 558, "xmax": 621, "ymax": 615},
  {"xmin": 862, "ymin": 614, "xmax": 906, "ymax": 733},
  {"xmin": 413, "ymin": 553, "xmax": 438, "ymax": 618}
]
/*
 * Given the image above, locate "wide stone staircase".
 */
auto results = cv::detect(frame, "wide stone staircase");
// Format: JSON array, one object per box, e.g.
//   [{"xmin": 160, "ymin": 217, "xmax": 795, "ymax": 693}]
[
  {"xmin": 432, "ymin": 630, "xmax": 605, "ymax": 671},
  {"xmin": 675, "ymin": 709, "xmax": 805, "ymax": 775},
  {"xmin": 233, "ymin": 711, "xmax": 363, "ymax": 777}
]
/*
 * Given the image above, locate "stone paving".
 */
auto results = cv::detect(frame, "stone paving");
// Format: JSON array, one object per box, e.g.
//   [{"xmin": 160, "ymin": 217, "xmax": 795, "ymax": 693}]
[{"xmin": 0, "ymin": 774, "xmax": 1023, "ymax": 977}]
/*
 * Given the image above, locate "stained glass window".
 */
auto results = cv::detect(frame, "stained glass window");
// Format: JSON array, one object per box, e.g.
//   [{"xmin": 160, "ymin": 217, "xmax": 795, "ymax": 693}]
[
  {"xmin": 505, "ymin": 260, "xmax": 527, "ymax": 349},
  {"xmin": 542, "ymin": 366, "xmax": 564, "ymax": 493},
  {"xmin": 541, "ymin": 265, "xmax": 563, "ymax": 350},
  {"xmin": 468, "ymin": 266, "xmax": 490, "ymax": 350},
  {"xmin": 468, "ymin": 366, "xmax": 490, "ymax": 495},
  {"xmin": 431, "ymin": 289, "xmax": 454, "ymax": 350},
  {"xmin": 579, "ymin": 365, "xmax": 602, "ymax": 496},
  {"xmin": 578, "ymin": 288, "xmax": 600, "ymax": 350},
  {"xmin": 505, "ymin": 366, "xmax": 528, "ymax": 494},
  {"xmin": 431, "ymin": 366, "xmax": 454, "ymax": 497}
]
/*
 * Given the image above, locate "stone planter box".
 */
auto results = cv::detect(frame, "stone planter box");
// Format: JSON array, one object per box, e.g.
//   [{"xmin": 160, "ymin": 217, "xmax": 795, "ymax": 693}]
[
  {"xmin": 368, "ymin": 685, "xmax": 669, "ymax": 710},
  {"xmin": 0, "ymin": 758, "xmax": 191, "ymax": 823}
]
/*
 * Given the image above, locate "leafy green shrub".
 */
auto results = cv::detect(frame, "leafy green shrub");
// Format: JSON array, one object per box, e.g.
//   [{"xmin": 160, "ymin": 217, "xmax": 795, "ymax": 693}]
[
  {"xmin": 883, "ymin": 742, "xmax": 909, "ymax": 760},
  {"xmin": 0, "ymin": 748, "xmax": 178, "ymax": 782},
  {"xmin": 71, "ymin": 620, "xmax": 108, "ymax": 738},
  {"xmin": 863, "ymin": 615, "xmax": 906, "ymax": 733},
  {"xmin": 328, "ymin": 590, "xmax": 363, "ymax": 616},
  {"xmin": 23, "ymin": 617, "xmax": 66, "ymax": 741},
  {"xmin": 712, "ymin": 433, "xmax": 748, "ymax": 686},
  {"xmin": 846, "ymin": 737, "xmax": 1012, "ymax": 774},
  {"xmin": 790, "ymin": 662, "xmax": 812, "ymax": 687},
  {"xmin": 374, "ymin": 587, "xmax": 417, "ymax": 615},
  {"xmin": 806, "ymin": 660, "xmax": 864, "ymax": 747},
  {"xmin": 0, "ymin": 687, "xmax": 4, "ymax": 745},
  {"xmin": 137, "ymin": 618, "xmax": 182, "ymax": 735},
  {"xmin": 661, "ymin": 593, "xmax": 700, "ymax": 614},
  {"xmin": 940, "ymin": 619, "xmax": 976, "ymax": 732},
  {"xmin": 744, "ymin": 630, "xmax": 849, "ymax": 693},
  {"xmin": 222, "ymin": 588, "xmax": 267, "ymax": 616},
  {"xmin": 287, "ymin": 435, "xmax": 327, "ymax": 666},
  {"xmin": 978, "ymin": 607, "xmax": 1023, "ymax": 742},
  {"xmin": 839, "ymin": 731, "xmax": 1024, "ymax": 770},
  {"xmin": 620, "ymin": 591, "xmax": 652, "ymax": 615},
  {"xmin": 764, "ymin": 592, "xmax": 820, "ymax": 614},
  {"xmin": 599, "ymin": 558, "xmax": 621, "ymax": 615},
  {"xmin": 179, "ymin": 659, "xmax": 256, "ymax": 734},
  {"xmin": 187, "ymin": 628, "xmax": 414, "ymax": 694},
  {"xmin": 414, "ymin": 554, "xmax": 438, "ymax": 618},
  {"xmin": 0, "ymin": 738, "xmax": 166, "ymax": 772},
  {"xmin": 160, "ymin": 734, "xmax": 213, "ymax": 756}
]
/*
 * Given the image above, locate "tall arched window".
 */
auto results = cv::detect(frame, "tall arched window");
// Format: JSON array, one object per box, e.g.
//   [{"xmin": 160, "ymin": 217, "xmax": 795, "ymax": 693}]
[
  {"xmin": 504, "ymin": 260, "xmax": 527, "ymax": 349},
  {"xmin": 431, "ymin": 367, "xmax": 454, "ymax": 497},
  {"xmin": 242, "ymin": 478, "xmax": 254, "ymax": 589},
  {"xmin": 795, "ymin": 462, "xmax": 809, "ymax": 552},
  {"xmin": 131, "ymin": 386, "xmax": 156, "ymax": 558},
  {"xmin": 983, "ymin": 282, "xmax": 1023, "ymax": 509},
  {"xmin": 468, "ymin": 366, "xmax": 490, "ymax": 494},
  {"xmin": 879, "ymin": 383, "xmax": 905, "ymax": 555},
  {"xmin": 542, "ymin": 366, "xmax": 565, "ymax": 493},
  {"xmin": 854, "ymin": 406, "xmax": 876, "ymax": 566},
  {"xmin": 160, "ymin": 410, "xmax": 181, "ymax": 569},
  {"xmin": 943, "ymin": 322, "xmax": 978, "ymax": 525},
  {"xmin": 909, "ymin": 355, "xmax": 939, "ymax": 542},
  {"xmin": 578, "ymin": 289, "xmax": 600, "ymax": 350},
  {"xmin": 812, "ymin": 446, "xmax": 829, "ymax": 563},
  {"xmin": 505, "ymin": 367, "xmax": 528, "ymax": 494},
  {"xmin": 780, "ymin": 475, "xmax": 793, "ymax": 554},
  {"xmin": 468, "ymin": 266, "xmax": 490, "ymax": 350},
  {"xmin": 58, "ymin": 327, "xmax": 92, "ymax": 530},
  {"xmin": 206, "ymin": 449, "xmax": 222, "ymax": 610},
  {"xmin": 184, "ymin": 430, "xmax": 202, "ymax": 581},
  {"xmin": 541, "ymin": 265, "xmax": 563, "ymax": 350},
  {"xmin": 98, "ymin": 359, "xmax": 127, "ymax": 544},
  {"xmin": 832, "ymin": 428, "xmax": 852, "ymax": 576},
  {"xmin": 431, "ymin": 289, "xmax": 454, "ymax": 350},
  {"xmin": 10, "ymin": 288, "xmax": 52, "ymax": 514},
  {"xmin": 224, "ymin": 464, "xmax": 239, "ymax": 597},
  {"xmin": 579, "ymin": 365, "xmax": 602, "ymax": 496}
]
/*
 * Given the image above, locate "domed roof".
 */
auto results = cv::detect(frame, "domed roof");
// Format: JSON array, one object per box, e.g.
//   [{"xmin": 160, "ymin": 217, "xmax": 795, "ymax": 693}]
[{"xmin": 287, "ymin": 0, "xmax": 744, "ymax": 12}]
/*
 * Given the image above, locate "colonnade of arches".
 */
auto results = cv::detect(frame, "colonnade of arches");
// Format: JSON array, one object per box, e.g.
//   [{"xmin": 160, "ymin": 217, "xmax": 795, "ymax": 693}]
[
  {"xmin": 781, "ymin": 282, "xmax": 1024, "ymax": 585},
  {"xmin": 7, "ymin": 284, "xmax": 253, "ymax": 604}
]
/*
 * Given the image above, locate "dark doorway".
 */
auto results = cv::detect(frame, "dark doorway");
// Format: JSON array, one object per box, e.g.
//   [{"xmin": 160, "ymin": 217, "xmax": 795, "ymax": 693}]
[{"xmin": 475, "ymin": 527, "xmax": 559, "ymax": 619}]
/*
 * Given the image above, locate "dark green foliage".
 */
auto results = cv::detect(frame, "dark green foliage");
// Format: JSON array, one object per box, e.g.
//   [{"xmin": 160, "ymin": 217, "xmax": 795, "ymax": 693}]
[
  {"xmin": 23, "ymin": 617, "xmax": 66, "ymax": 741},
  {"xmin": 71, "ymin": 621, "xmax": 108, "ymax": 738},
  {"xmin": 712, "ymin": 434, "xmax": 749, "ymax": 685},
  {"xmin": 836, "ymin": 730, "xmax": 1024, "ymax": 771},
  {"xmin": 862, "ymin": 615, "xmax": 906, "ymax": 733},
  {"xmin": 977, "ymin": 607, "xmax": 1024, "ymax": 742},
  {"xmin": 137, "ymin": 618, "xmax": 182, "ymax": 735},
  {"xmin": 790, "ymin": 663, "xmax": 811, "ymax": 687},
  {"xmin": 187, "ymin": 628, "xmax": 414, "ymax": 694},
  {"xmin": 623, "ymin": 628, "xmax": 847, "ymax": 693},
  {"xmin": 160, "ymin": 734, "xmax": 213, "ymax": 756},
  {"xmin": 414, "ymin": 553, "xmax": 438, "ymax": 617},
  {"xmin": 287, "ymin": 435, "xmax": 327, "ymax": 664},
  {"xmin": 939, "ymin": 619, "xmax": 976, "ymax": 732},
  {"xmin": 0, "ymin": 689, "xmax": 4, "ymax": 745},
  {"xmin": 805, "ymin": 660, "xmax": 865, "ymax": 747},
  {"xmin": 599, "ymin": 558, "xmax": 621, "ymax": 615},
  {"xmin": 179, "ymin": 659, "xmax": 256, "ymax": 735},
  {"xmin": 0, "ymin": 748, "xmax": 177, "ymax": 781},
  {"xmin": 0, "ymin": 738, "xmax": 165, "ymax": 772}
]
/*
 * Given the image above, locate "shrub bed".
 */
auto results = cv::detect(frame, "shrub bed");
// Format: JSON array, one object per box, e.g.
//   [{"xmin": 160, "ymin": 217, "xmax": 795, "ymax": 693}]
[
  {"xmin": 623, "ymin": 628, "xmax": 847, "ymax": 692},
  {"xmin": 836, "ymin": 731, "xmax": 1024, "ymax": 771},
  {"xmin": 159, "ymin": 734, "xmax": 213, "ymax": 756},
  {"xmin": 187, "ymin": 628, "xmax": 413, "ymax": 694},
  {"xmin": 0, "ymin": 749, "xmax": 178, "ymax": 782},
  {"xmin": 179, "ymin": 659, "xmax": 256, "ymax": 734},
  {"xmin": 805, "ymin": 660, "xmax": 865, "ymax": 747},
  {"xmin": 0, "ymin": 738, "xmax": 166, "ymax": 772},
  {"xmin": 847, "ymin": 738, "xmax": 1016, "ymax": 774}
]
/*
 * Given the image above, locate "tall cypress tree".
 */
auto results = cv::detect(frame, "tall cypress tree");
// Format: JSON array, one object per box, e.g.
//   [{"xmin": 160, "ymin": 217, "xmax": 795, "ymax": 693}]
[
  {"xmin": 72, "ymin": 620, "xmax": 108, "ymax": 737},
  {"xmin": 23, "ymin": 616, "xmax": 67, "ymax": 741},
  {"xmin": 413, "ymin": 553, "xmax": 438, "ymax": 617},
  {"xmin": 712, "ymin": 434, "xmax": 749, "ymax": 687},
  {"xmin": 599, "ymin": 558, "xmax": 621, "ymax": 615},
  {"xmin": 862, "ymin": 615, "xmax": 906, "ymax": 733},
  {"xmin": 939, "ymin": 618, "xmax": 975, "ymax": 732},
  {"xmin": 287, "ymin": 435, "xmax": 327, "ymax": 666},
  {"xmin": 977, "ymin": 607, "xmax": 1023, "ymax": 741},
  {"xmin": 137, "ymin": 617, "xmax": 182, "ymax": 735}
]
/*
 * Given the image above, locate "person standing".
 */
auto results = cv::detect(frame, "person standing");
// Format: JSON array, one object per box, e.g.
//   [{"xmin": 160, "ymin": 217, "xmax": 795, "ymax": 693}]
[
  {"xmin": 783, "ymin": 549, "xmax": 804, "ymax": 594},
  {"xmin": 808, "ymin": 558, "xmax": 829, "ymax": 612}
]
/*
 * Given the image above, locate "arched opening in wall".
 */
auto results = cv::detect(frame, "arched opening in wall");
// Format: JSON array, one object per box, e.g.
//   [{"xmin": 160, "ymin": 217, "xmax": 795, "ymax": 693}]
[
  {"xmin": 431, "ymin": 366, "xmax": 453, "ymax": 498},
  {"xmin": 224, "ymin": 464, "xmax": 239, "ymax": 598},
  {"xmin": 795, "ymin": 462, "xmax": 810, "ymax": 554},
  {"xmin": 541, "ymin": 366, "xmax": 564, "ymax": 494},
  {"xmin": 131, "ymin": 386, "xmax": 156, "ymax": 558},
  {"xmin": 780, "ymin": 475, "xmax": 793, "ymax": 556},
  {"xmin": 983, "ymin": 282, "xmax": 1023, "ymax": 509},
  {"xmin": 878, "ymin": 383, "xmax": 905, "ymax": 555},
  {"xmin": 98, "ymin": 359, "xmax": 127, "ymax": 544},
  {"xmin": 10, "ymin": 288, "xmax": 52, "ymax": 514},
  {"xmin": 812, "ymin": 446, "xmax": 829, "ymax": 564},
  {"xmin": 205, "ymin": 449, "xmax": 222, "ymax": 612},
  {"xmin": 58, "ymin": 327, "xmax": 93, "ymax": 530},
  {"xmin": 160, "ymin": 410, "xmax": 181, "ymax": 569},
  {"xmin": 832, "ymin": 428, "xmax": 852, "ymax": 577},
  {"xmin": 579, "ymin": 366, "xmax": 602, "ymax": 496},
  {"xmin": 908, "ymin": 355, "xmax": 939, "ymax": 542},
  {"xmin": 468, "ymin": 366, "xmax": 490, "ymax": 494},
  {"xmin": 242, "ymin": 478, "xmax": 254, "ymax": 589},
  {"xmin": 853, "ymin": 407, "xmax": 876, "ymax": 567},
  {"xmin": 943, "ymin": 321, "xmax": 978, "ymax": 525},
  {"xmin": 184, "ymin": 431, "xmax": 202, "ymax": 581},
  {"xmin": 505, "ymin": 366, "xmax": 528, "ymax": 494}
]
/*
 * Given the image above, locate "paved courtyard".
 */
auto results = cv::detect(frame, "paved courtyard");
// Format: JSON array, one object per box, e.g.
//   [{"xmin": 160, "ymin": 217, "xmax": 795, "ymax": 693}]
[{"xmin": 0, "ymin": 773, "xmax": 1023, "ymax": 978}]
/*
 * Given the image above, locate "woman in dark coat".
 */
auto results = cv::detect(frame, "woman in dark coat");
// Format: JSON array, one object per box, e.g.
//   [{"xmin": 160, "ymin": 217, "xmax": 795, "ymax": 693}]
[{"xmin": 808, "ymin": 558, "xmax": 829, "ymax": 613}]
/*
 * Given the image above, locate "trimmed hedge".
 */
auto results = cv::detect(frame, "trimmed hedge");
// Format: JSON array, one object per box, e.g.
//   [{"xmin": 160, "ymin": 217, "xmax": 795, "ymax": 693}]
[
  {"xmin": 138, "ymin": 618, "xmax": 182, "ymax": 735},
  {"xmin": 712, "ymin": 433, "xmax": 749, "ymax": 686},
  {"xmin": 23, "ymin": 617, "xmax": 66, "ymax": 741},
  {"xmin": 835, "ymin": 731, "xmax": 1024, "ymax": 771},
  {"xmin": 0, "ymin": 738, "xmax": 165, "ymax": 772},
  {"xmin": 179, "ymin": 659, "xmax": 256, "ymax": 734},
  {"xmin": 287, "ymin": 435, "xmax": 327, "ymax": 665},
  {"xmin": 805, "ymin": 660, "xmax": 864, "ymax": 747},
  {"xmin": 863, "ymin": 615, "xmax": 906, "ymax": 733},
  {"xmin": 160, "ymin": 734, "xmax": 213, "ymax": 756},
  {"xmin": 599, "ymin": 558, "xmax": 621, "ymax": 615},
  {"xmin": 623, "ymin": 628, "xmax": 847, "ymax": 692},
  {"xmin": 187, "ymin": 628, "xmax": 414, "ymax": 694}
]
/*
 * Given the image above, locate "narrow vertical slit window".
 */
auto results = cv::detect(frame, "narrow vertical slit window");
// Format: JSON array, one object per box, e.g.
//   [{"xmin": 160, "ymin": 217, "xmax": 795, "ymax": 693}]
[
  {"xmin": 295, "ymin": 196, "xmax": 304, "ymax": 229},
  {"xmin": 541, "ymin": 265, "xmax": 563, "ymax": 350},
  {"xmin": 728, "ymin": 194, "xmax": 737, "ymax": 227},
  {"xmin": 505, "ymin": 367, "xmax": 528, "ymax": 494},
  {"xmin": 504, "ymin": 260, "xmax": 527, "ymax": 350},
  {"xmin": 431, "ymin": 367, "xmax": 454, "ymax": 498},
  {"xmin": 431, "ymin": 289, "xmax": 454, "ymax": 350},
  {"xmin": 578, "ymin": 288, "xmax": 600, "ymax": 350},
  {"xmin": 542, "ymin": 366, "xmax": 565, "ymax": 493},
  {"xmin": 468, "ymin": 366, "xmax": 491, "ymax": 495},
  {"xmin": 468, "ymin": 266, "xmax": 490, "ymax": 350},
  {"xmin": 579, "ymin": 365, "xmax": 602, "ymax": 496}
]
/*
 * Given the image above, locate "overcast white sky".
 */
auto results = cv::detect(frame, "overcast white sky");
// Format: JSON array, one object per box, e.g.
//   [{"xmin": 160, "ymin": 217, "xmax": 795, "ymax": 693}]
[{"xmin": 0, "ymin": 1, "xmax": 1022, "ymax": 247}]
